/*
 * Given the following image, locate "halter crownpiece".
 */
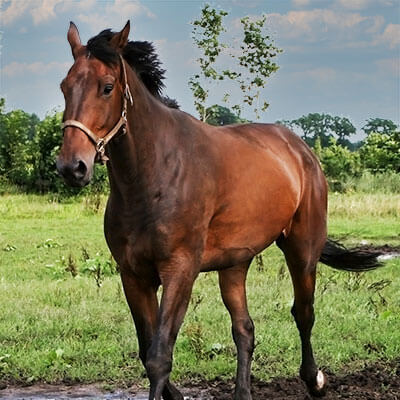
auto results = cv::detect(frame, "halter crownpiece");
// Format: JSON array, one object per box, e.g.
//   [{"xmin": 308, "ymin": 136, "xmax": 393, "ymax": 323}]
[{"xmin": 61, "ymin": 54, "xmax": 133, "ymax": 164}]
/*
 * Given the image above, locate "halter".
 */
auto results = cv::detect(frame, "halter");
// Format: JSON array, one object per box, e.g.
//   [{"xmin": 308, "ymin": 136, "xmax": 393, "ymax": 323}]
[{"xmin": 61, "ymin": 54, "xmax": 133, "ymax": 164}]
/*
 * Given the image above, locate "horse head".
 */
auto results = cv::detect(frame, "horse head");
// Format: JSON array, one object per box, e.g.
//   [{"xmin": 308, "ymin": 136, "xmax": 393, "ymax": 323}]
[{"xmin": 57, "ymin": 21, "xmax": 131, "ymax": 187}]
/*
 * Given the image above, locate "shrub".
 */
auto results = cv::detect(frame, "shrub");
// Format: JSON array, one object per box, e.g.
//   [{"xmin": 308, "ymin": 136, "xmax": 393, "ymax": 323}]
[
  {"xmin": 359, "ymin": 131, "xmax": 400, "ymax": 173},
  {"xmin": 316, "ymin": 138, "xmax": 361, "ymax": 191}
]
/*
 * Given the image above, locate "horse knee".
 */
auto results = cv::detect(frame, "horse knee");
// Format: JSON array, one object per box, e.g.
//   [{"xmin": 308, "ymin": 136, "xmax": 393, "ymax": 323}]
[{"xmin": 232, "ymin": 318, "xmax": 255, "ymax": 353}]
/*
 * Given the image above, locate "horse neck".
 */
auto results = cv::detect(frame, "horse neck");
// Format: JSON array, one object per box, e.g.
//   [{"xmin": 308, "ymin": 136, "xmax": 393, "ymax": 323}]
[{"xmin": 106, "ymin": 68, "xmax": 174, "ymax": 199}]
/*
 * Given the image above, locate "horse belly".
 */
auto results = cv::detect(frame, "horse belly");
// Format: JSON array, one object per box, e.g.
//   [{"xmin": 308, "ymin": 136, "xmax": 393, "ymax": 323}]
[
  {"xmin": 201, "ymin": 196, "xmax": 295, "ymax": 270},
  {"xmin": 201, "ymin": 149, "xmax": 300, "ymax": 270}
]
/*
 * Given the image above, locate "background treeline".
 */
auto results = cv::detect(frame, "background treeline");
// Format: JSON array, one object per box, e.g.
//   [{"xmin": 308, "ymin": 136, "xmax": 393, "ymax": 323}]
[
  {"xmin": 0, "ymin": 98, "xmax": 107, "ymax": 197},
  {"xmin": 0, "ymin": 98, "xmax": 399, "ymax": 195}
]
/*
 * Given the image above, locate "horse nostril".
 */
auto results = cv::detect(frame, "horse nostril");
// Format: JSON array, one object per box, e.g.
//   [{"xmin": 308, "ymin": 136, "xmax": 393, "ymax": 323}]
[
  {"xmin": 75, "ymin": 160, "xmax": 87, "ymax": 178},
  {"xmin": 56, "ymin": 158, "xmax": 88, "ymax": 183}
]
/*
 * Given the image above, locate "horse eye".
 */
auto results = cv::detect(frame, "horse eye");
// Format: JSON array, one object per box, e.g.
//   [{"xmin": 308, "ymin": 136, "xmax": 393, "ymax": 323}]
[{"xmin": 103, "ymin": 84, "xmax": 113, "ymax": 95}]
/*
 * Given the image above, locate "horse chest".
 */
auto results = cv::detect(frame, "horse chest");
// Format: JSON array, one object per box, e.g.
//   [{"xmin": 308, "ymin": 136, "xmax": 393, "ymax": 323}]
[{"xmin": 105, "ymin": 212, "xmax": 173, "ymax": 274}]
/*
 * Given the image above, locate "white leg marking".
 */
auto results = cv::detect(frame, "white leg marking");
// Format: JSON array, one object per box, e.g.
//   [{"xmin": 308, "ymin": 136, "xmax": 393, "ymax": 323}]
[{"xmin": 316, "ymin": 370, "xmax": 326, "ymax": 390}]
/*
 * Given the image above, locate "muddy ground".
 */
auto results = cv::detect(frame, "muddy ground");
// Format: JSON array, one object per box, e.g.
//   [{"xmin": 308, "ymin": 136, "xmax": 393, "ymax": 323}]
[{"xmin": 1, "ymin": 360, "xmax": 399, "ymax": 399}]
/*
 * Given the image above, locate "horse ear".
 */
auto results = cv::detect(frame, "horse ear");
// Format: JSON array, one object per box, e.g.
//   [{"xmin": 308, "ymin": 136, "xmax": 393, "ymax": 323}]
[
  {"xmin": 110, "ymin": 20, "xmax": 130, "ymax": 51},
  {"xmin": 68, "ymin": 21, "xmax": 82, "ymax": 59}
]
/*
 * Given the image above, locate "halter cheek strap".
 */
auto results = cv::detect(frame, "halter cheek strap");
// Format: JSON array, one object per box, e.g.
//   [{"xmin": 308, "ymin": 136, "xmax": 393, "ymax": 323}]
[{"xmin": 61, "ymin": 54, "xmax": 133, "ymax": 164}]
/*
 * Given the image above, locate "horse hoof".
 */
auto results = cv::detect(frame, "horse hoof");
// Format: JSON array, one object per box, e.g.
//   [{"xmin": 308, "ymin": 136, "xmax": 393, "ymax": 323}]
[
  {"xmin": 163, "ymin": 382, "xmax": 184, "ymax": 400},
  {"xmin": 307, "ymin": 370, "xmax": 328, "ymax": 397}
]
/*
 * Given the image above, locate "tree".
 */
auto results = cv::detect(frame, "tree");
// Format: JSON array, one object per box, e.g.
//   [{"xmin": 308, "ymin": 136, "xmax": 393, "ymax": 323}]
[
  {"xmin": 189, "ymin": 5, "xmax": 281, "ymax": 122},
  {"xmin": 289, "ymin": 113, "xmax": 333, "ymax": 147},
  {"xmin": 0, "ymin": 108, "xmax": 38, "ymax": 186},
  {"xmin": 359, "ymin": 130, "xmax": 400, "ymax": 173},
  {"xmin": 226, "ymin": 15, "xmax": 281, "ymax": 118},
  {"xmin": 206, "ymin": 104, "xmax": 246, "ymax": 126},
  {"xmin": 285, "ymin": 113, "xmax": 356, "ymax": 148},
  {"xmin": 33, "ymin": 111, "xmax": 64, "ymax": 192},
  {"xmin": 316, "ymin": 137, "xmax": 361, "ymax": 191},
  {"xmin": 330, "ymin": 116, "xmax": 356, "ymax": 147},
  {"xmin": 362, "ymin": 118, "xmax": 397, "ymax": 136},
  {"xmin": 188, "ymin": 5, "xmax": 228, "ymax": 122}
]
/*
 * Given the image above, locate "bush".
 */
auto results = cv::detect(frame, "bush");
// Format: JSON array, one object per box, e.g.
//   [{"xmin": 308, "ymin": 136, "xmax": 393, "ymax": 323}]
[
  {"xmin": 0, "ymin": 104, "xmax": 109, "ymax": 197},
  {"xmin": 0, "ymin": 109, "xmax": 39, "ymax": 186},
  {"xmin": 32, "ymin": 111, "xmax": 64, "ymax": 192},
  {"xmin": 359, "ymin": 131, "xmax": 400, "ymax": 173},
  {"xmin": 315, "ymin": 138, "xmax": 361, "ymax": 191}
]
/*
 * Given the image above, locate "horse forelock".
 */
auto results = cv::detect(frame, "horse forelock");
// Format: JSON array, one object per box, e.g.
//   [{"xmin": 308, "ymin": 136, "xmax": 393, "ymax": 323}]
[{"xmin": 86, "ymin": 29, "xmax": 171, "ymax": 103}]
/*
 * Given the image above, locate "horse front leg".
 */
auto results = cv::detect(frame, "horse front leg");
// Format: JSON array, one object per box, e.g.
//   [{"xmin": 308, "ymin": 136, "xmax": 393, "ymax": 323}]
[
  {"xmin": 120, "ymin": 271, "xmax": 184, "ymax": 400},
  {"xmin": 145, "ymin": 255, "xmax": 198, "ymax": 400}
]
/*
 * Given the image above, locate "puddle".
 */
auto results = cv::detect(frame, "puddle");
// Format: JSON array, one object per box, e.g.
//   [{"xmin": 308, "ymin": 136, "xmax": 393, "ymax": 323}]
[
  {"xmin": 0, "ymin": 385, "xmax": 198, "ymax": 400},
  {"xmin": 0, "ymin": 386, "xmax": 146, "ymax": 400}
]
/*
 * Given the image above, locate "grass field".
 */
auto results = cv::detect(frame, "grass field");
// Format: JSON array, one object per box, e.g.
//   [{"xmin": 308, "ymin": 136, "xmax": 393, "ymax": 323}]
[{"xmin": 0, "ymin": 193, "xmax": 399, "ymax": 389}]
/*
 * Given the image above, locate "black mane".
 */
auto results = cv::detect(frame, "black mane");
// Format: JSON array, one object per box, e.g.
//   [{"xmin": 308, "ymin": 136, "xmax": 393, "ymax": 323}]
[{"xmin": 86, "ymin": 29, "xmax": 178, "ymax": 108}]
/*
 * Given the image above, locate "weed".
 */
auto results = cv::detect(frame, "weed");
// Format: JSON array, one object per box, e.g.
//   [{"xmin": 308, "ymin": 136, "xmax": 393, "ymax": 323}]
[
  {"xmin": 255, "ymin": 254, "xmax": 265, "ymax": 272},
  {"xmin": 0, "ymin": 354, "xmax": 11, "ymax": 373},
  {"xmin": 366, "ymin": 279, "xmax": 392, "ymax": 315},
  {"xmin": 45, "ymin": 256, "xmax": 69, "ymax": 280},
  {"xmin": 81, "ymin": 253, "xmax": 118, "ymax": 288},
  {"xmin": 65, "ymin": 254, "xmax": 78, "ymax": 278},
  {"xmin": 183, "ymin": 322, "xmax": 205, "ymax": 360},
  {"xmin": 81, "ymin": 246, "xmax": 90, "ymax": 262},
  {"xmin": 343, "ymin": 272, "xmax": 366, "ymax": 291},
  {"xmin": 2, "ymin": 244, "xmax": 16, "ymax": 252},
  {"xmin": 84, "ymin": 193, "xmax": 103, "ymax": 214},
  {"xmin": 37, "ymin": 238, "xmax": 62, "ymax": 249}
]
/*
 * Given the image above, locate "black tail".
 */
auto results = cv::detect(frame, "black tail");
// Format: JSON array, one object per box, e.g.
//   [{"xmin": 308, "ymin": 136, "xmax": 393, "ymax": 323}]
[{"xmin": 320, "ymin": 239, "xmax": 383, "ymax": 272}]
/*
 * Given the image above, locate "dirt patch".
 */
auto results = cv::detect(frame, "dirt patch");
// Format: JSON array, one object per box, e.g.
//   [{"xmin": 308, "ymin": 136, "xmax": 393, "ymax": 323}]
[
  {"xmin": 188, "ymin": 360, "xmax": 400, "ymax": 399},
  {"xmin": 355, "ymin": 244, "xmax": 400, "ymax": 255},
  {"xmin": 1, "ymin": 360, "xmax": 399, "ymax": 399}
]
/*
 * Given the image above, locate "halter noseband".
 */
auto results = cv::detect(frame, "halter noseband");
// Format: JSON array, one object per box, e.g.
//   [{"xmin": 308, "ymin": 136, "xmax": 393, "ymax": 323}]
[{"xmin": 61, "ymin": 54, "xmax": 133, "ymax": 164}]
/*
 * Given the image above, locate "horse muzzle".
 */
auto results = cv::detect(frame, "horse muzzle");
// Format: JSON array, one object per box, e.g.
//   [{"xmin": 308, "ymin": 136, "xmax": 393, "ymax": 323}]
[{"xmin": 56, "ymin": 156, "xmax": 93, "ymax": 187}]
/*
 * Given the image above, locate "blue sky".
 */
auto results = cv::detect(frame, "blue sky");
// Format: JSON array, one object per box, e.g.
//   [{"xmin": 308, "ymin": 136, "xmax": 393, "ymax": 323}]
[{"xmin": 1, "ymin": 0, "xmax": 399, "ymax": 140}]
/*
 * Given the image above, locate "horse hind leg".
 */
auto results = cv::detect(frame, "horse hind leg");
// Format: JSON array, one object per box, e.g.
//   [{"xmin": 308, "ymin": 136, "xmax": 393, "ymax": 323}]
[
  {"xmin": 277, "ymin": 211, "xmax": 328, "ymax": 397},
  {"xmin": 218, "ymin": 261, "xmax": 254, "ymax": 400}
]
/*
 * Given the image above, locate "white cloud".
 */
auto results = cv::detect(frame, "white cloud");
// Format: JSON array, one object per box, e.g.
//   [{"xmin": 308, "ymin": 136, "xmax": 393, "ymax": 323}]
[
  {"xmin": 31, "ymin": 0, "xmax": 63, "ymax": 25},
  {"xmin": 292, "ymin": 0, "xmax": 311, "ymax": 7},
  {"xmin": 365, "ymin": 15, "xmax": 385, "ymax": 34},
  {"xmin": 335, "ymin": 0, "xmax": 397, "ymax": 9},
  {"xmin": 77, "ymin": 0, "xmax": 155, "ymax": 33},
  {"xmin": 375, "ymin": 24, "xmax": 400, "ymax": 48},
  {"xmin": 267, "ymin": 9, "xmax": 369, "ymax": 41},
  {"xmin": 1, "ymin": 0, "xmax": 152, "ymax": 27},
  {"xmin": 336, "ymin": 0, "xmax": 371, "ymax": 10},
  {"xmin": 375, "ymin": 58, "xmax": 399, "ymax": 76},
  {"xmin": 292, "ymin": 67, "xmax": 337, "ymax": 83},
  {"xmin": 2, "ymin": 61, "xmax": 70, "ymax": 77},
  {"xmin": 266, "ymin": 9, "xmax": 397, "ymax": 50},
  {"xmin": 2, "ymin": 0, "xmax": 35, "ymax": 25}
]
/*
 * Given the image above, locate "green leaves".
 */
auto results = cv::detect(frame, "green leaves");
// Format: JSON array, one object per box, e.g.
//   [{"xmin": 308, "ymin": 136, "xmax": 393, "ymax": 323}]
[
  {"xmin": 189, "ymin": 6, "xmax": 282, "ymax": 122},
  {"xmin": 283, "ymin": 113, "xmax": 357, "ymax": 148},
  {"xmin": 362, "ymin": 118, "xmax": 398, "ymax": 136},
  {"xmin": 360, "ymin": 131, "xmax": 400, "ymax": 173},
  {"xmin": 189, "ymin": 5, "xmax": 228, "ymax": 121},
  {"xmin": 0, "ymin": 99, "xmax": 109, "ymax": 196}
]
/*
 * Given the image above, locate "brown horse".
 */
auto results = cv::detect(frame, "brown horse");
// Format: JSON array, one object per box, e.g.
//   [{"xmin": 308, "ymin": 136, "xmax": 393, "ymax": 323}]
[{"xmin": 57, "ymin": 22, "xmax": 382, "ymax": 400}]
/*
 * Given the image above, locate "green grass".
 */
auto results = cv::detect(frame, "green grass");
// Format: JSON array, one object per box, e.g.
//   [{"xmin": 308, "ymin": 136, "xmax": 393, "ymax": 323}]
[{"xmin": 0, "ymin": 192, "xmax": 399, "ymax": 387}]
